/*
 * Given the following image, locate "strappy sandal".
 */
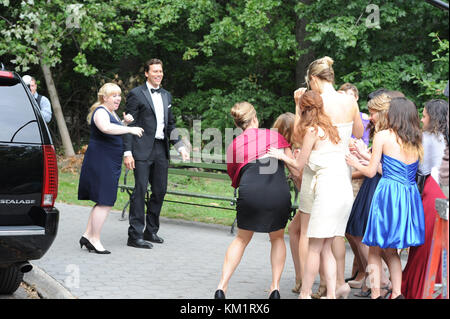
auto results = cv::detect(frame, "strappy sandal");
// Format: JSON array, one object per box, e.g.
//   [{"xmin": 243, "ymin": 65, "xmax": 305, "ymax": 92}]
[
  {"xmin": 354, "ymin": 287, "xmax": 371, "ymax": 298},
  {"xmin": 311, "ymin": 285, "xmax": 327, "ymax": 299},
  {"xmin": 292, "ymin": 279, "xmax": 302, "ymax": 293}
]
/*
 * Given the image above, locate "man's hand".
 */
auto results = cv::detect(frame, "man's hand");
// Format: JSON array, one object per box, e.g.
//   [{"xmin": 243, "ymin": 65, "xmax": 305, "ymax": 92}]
[{"xmin": 124, "ymin": 155, "xmax": 135, "ymax": 170}]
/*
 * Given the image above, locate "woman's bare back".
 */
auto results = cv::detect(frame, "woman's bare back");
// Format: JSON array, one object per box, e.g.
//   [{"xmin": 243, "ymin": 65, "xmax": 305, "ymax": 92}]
[{"xmin": 321, "ymin": 90, "xmax": 363, "ymax": 138}]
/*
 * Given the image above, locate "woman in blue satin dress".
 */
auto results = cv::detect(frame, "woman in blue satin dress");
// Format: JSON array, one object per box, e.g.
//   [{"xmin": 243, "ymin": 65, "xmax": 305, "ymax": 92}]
[{"xmin": 346, "ymin": 97, "xmax": 425, "ymax": 299}]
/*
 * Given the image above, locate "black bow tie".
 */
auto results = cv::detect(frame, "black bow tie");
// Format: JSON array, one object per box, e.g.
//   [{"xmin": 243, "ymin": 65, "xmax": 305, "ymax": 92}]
[{"xmin": 151, "ymin": 87, "xmax": 161, "ymax": 94}]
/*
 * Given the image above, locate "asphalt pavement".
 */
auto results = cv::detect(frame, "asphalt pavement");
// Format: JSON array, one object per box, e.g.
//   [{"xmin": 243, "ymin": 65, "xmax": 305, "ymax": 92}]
[{"xmin": 22, "ymin": 202, "xmax": 406, "ymax": 299}]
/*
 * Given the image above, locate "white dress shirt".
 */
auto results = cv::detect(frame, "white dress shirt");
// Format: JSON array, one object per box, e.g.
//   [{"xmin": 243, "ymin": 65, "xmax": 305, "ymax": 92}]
[
  {"xmin": 124, "ymin": 82, "xmax": 186, "ymax": 158},
  {"xmin": 146, "ymin": 82, "xmax": 165, "ymax": 140}
]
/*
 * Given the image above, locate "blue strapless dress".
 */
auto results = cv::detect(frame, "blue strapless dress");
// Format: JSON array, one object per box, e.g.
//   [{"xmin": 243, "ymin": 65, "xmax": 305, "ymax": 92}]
[{"xmin": 362, "ymin": 154, "xmax": 425, "ymax": 249}]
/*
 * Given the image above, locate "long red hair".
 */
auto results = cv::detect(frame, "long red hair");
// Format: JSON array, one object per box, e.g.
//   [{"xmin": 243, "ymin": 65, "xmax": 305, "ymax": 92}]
[{"xmin": 292, "ymin": 90, "xmax": 340, "ymax": 146}]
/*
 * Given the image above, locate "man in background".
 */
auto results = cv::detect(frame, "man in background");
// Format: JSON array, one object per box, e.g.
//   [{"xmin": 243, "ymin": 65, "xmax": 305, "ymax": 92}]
[{"xmin": 23, "ymin": 75, "xmax": 52, "ymax": 123}]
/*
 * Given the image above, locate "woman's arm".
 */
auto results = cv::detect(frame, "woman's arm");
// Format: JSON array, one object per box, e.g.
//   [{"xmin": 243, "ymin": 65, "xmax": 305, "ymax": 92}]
[
  {"xmin": 352, "ymin": 170, "xmax": 365, "ymax": 179},
  {"xmin": 268, "ymin": 127, "xmax": 317, "ymax": 174},
  {"xmin": 346, "ymin": 131, "xmax": 384, "ymax": 178},
  {"xmin": 351, "ymin": 100, "xmax": 364, "ymax": 139},
  {"xmin": 93, "ymin": 108, "xmax": 143, "ymax": 137}
]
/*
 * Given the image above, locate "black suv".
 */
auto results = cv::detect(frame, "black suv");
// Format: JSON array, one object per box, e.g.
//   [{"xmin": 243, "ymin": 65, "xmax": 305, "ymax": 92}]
[{"xmin": 0, "ymin": 66, "xmax": 59, "ymax": 294}]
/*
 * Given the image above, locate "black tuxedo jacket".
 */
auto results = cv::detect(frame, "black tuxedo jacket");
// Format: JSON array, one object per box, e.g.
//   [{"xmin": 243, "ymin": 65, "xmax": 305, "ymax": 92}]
[{"xmin": 123, "ymin": 84, "xmax": 181, "ymax": 160}]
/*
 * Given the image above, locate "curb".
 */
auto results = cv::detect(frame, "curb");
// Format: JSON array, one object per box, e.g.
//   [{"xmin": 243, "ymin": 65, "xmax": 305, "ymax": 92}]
[{"xmin": 23, "ymin": 264, "xmax": 76, "ymax": 299}]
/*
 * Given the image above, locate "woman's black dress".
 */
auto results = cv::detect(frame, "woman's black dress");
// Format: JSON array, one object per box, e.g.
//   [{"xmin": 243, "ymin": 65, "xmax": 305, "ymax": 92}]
[
  {"xmin": 78, "ymin": 106, "xmax": 124, "ymax": 206},
  {"xmin": 236, "ymin": 158, "xmax": 291, "ymax": 233}
]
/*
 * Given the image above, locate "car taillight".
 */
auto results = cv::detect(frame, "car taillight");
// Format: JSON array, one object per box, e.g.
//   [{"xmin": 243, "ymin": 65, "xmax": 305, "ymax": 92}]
[
  {"xmin": 42, "ymin": 145, "xmax": 58, "ymax": 207},
  {"xmin": 0, "ymin": 70, "xmax": 14, "ymax": 78}
]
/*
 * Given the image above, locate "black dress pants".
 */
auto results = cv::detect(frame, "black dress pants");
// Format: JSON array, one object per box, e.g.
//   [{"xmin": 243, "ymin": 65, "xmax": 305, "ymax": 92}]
[{"xmin": 128, "ymin": 140, "xmax": 169, "ymax": 240}]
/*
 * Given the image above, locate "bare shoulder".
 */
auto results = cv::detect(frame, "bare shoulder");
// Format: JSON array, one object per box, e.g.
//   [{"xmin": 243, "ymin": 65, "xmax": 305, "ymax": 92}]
[
  {"xmin": 305, "ymin": 126, "xmax": 322, "ymax": 140},
  {"xmin": 94, "ymin": 107, "xmax": 109, "ymax": 117},
  {"xmin": 373, "ymin": 129, "xmax": 392, "ymax": 143}
]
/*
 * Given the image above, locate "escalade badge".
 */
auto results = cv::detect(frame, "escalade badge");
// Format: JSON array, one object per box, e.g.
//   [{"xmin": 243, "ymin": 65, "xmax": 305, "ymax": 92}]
[{"xmin": 0, "ymin": 199, "xmax": 36, "ymax": 204}]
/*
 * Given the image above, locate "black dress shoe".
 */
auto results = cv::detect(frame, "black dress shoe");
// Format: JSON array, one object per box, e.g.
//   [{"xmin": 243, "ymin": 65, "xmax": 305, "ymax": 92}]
[
  {"xmin": 214, "ymin": 289, "xmax": 225, "ymax": 299},
  {"xmin": 127, "ymin": 238, "xmax": 153, "ymax": 249},
  {"xmin": 269, "ymin": 290, "xmax": 280, "ymax": 299},
  {"xmin": 144, "ymin": 233, "xmax": 164, "ymax": 244}
]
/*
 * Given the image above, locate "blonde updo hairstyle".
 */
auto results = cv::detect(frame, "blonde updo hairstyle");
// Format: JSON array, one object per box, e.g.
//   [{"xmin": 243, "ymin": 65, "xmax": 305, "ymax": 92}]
[
  {"xmin": 87, "ymin": 83, "xmax": 122, "ymax": 124},
  {"xmin": 305, "ymin": 56, "xmax": 335, "ymax": 89},
  {"xmin": 230, "ymin": 101, "xmax": 257, "ymax": 130}
]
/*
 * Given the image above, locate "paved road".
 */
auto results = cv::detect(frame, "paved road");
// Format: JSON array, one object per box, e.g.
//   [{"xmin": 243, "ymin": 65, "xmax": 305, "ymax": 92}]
[{"xmin": 28, "ymin": 203, "xmax": 405, "ymax": 299}]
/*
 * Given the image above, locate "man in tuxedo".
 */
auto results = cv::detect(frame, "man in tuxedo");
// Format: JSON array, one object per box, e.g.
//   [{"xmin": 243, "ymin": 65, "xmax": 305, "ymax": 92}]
[{"xmin": 124, "ymin": 58, "xmax": 189, "ymax": 249}]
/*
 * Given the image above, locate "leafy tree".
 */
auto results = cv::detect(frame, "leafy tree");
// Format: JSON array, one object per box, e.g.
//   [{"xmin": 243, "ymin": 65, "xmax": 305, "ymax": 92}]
[
  {"xmin": 1, "ymin": 0, "xmax": 447, "ymax": 153},
  {"xmin": 0, "ymin": 0, "xmax": 127, "ymax": 155}
]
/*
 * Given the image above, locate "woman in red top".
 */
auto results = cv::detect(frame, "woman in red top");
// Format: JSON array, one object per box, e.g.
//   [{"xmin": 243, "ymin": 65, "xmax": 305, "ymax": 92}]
[{"xmin": 214, "ymin": 102, "xmax": 295, "ymax": 299}]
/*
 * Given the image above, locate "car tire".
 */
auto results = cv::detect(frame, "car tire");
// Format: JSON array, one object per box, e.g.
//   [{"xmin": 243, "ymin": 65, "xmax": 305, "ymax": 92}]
[{"xmin": 0, "ymin": 265, "xmax": 23, "ymax": 294}]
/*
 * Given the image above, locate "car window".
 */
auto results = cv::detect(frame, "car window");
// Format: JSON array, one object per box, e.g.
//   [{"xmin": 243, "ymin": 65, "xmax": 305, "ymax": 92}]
[{"xmin": 0, "ymin": 81, "xmax": 42, "ymax": 144}]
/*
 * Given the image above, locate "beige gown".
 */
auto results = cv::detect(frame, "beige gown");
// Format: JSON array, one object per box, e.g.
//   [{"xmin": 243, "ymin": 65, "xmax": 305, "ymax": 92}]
[{"xmin": 305, "ymin": 123, "xmax": 354, "ymax": 238}]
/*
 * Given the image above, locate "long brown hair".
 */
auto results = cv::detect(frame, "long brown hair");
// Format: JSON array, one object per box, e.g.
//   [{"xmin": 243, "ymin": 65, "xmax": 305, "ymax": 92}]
[
  {"xmin": 423, "ymin": 99, "xmax": 448, "ymax": 137},
  {"xmin": 388, "ymin": 97, "xmax": 423, "ymax": 161},
  {"xmin": 272, "ymin": 112, "xmax": 295, "ymax": 144},
  {"xmin": 292, "ymin": 91, "xmax": 340, "ymax": 146}
]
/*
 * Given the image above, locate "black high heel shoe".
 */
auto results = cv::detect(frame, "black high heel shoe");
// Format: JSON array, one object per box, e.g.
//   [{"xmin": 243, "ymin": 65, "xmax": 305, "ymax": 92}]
[
  {"xmin": 79, "ymin": 236, "xmax": 90, "ymax": 249},
  {"xmin": 345, "ymin": 270, "xmax": 359, "ymax": 283},
  {"xmin": 269, "ymin": 290, "xmax": 280, "ymax": 299},
  {"xmin": 80, "ymin": 236, "xmax": 111, "ymax": 254},
  {"xmin": 214, "ymin": 289, "xmax": 226, "ymax": 299}
]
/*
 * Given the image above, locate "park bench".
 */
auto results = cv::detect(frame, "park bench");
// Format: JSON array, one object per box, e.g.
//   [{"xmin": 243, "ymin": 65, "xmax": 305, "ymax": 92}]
[{"xmin": 118, "ymin": 153, "xmax": 299, "ymax": 234}]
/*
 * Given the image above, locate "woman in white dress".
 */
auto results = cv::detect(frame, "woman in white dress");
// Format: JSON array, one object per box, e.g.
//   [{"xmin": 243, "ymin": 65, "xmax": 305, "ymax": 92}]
[
  {"xmin": 270, "ymin": 90, "xmax": 355, "ymax": 299},
  {"xmin": 291, "ymin": 57, "xmax": 363, "ymax": 298}
]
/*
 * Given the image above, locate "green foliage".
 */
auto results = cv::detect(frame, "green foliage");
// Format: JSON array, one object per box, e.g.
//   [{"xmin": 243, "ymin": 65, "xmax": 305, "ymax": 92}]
[
  {"xmin": 173, "ymin": 77, "xmax": 292, "ymax": 139},
  {"xmin": 0, "ymin": 0, "xmax": 447, "ymax": 151},
  {"xmin": 296, "ymin": 1, "xmax": 448, "ymax": 108}
]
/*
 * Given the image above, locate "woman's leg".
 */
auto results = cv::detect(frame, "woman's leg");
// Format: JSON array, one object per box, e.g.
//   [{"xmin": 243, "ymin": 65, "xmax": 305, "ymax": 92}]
[
  {"xmin": 300, "ymin": 237, "xmax": 325, "ymax": 298},
  {"xmin": 311, "ymin": 260, "xmax": 327, "ymax": 298},
  {"xmin": 367, "ymin": 246, "xmax": 382, "ymax": 299},
  {"xmin": 346, "ymin": 233, "xmax": 366, "ymax": 281},
  {"xmin": 321, "ymin": 237, "xmax": 337, "ymax": 299},
  {"xmin": 355, "ymin": 237, "xmax": 371, "ymax": 293},
  {"xmin": 382, "ymin": 248, "xmax": 402, "ymax": 298},
  {"xmin": 299, "ymin": 212, "xmax": 310, "ymax": 280},
  {"xmin": 288, "ymin": 212, "xmax": 302, "ymax": 286},
  {"xmin": 332, "ymin": 236, "xmax": 347, "ymax": 288},
  {"xmin": 83, "ymin": 205, "xmax": 95, "ymax": 238},
  {"xmin": 217, "ymin": 229, "xmax": 254, "ymax": 293},
  {"xmin": 380, "ymin": 251, "xmax": 393, "ymax": 290},
  {"xmin": 269, "ymin": 229, "xmax": 287, "ymax": 293},
  {"xmin": 84, "ymin": 204, "xmax": 111, "ymax": 251}
]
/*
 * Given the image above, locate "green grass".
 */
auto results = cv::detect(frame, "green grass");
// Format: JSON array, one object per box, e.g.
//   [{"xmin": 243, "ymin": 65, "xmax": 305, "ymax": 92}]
[
  {"xmin": 57, "ymin": 165, "xmax": 238, "ymax": 226},
  {"xmin": 57, "ymin": 165, "xmax": 299, "ymax": 231}
]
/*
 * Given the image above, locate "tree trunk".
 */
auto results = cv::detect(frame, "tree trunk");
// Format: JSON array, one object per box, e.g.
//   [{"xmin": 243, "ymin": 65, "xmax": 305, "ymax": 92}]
[
  {"xmin": 295, "ymin": 0, "xmax": 314, "ymax": 88},
  {"xmin": 40, "ymin": 62, "xmax": 75, "ymax": 156}
]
